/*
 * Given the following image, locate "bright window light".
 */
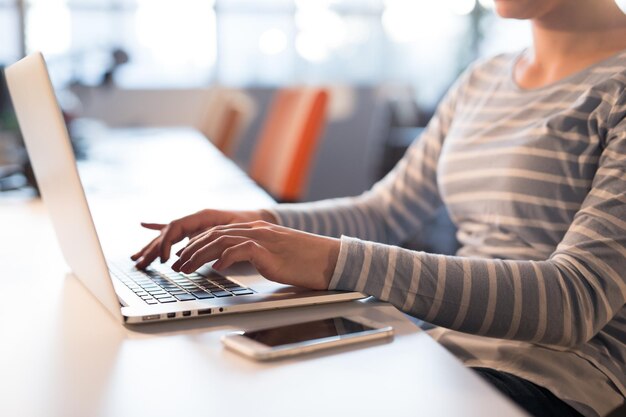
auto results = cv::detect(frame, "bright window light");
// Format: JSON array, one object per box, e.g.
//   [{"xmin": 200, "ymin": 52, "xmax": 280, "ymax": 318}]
[
  {"xmin": 26, "ymin": 0, "xmax": 71, "ymax": 55},
  {"xmin": 294, "ymin": 4, "xmax": 346, "ymax": 62},
  {"xmin": 259, "ymin": 28, "xmax": 288, "ymax": 56},
  {"xmin": 295, "ymin": 32, "xmax": 328, "ymax": 62},
  {"xmin": 382, "ymin": 2, "xmax": 452, "ymax": 44},
  {"xmin": 135, "ymin": 0, "xmax": 216, "ymax": 67},
  {"xmin": 448, "ymin": 0, "xmax": 476, "ymax": 15},
  {"xmin": 478, "ymin": 0, "xmax": 495, "ymax": 10},
  {"xmin": 295, "ymin": 0, "xmax": 338, "ymax": 9}
]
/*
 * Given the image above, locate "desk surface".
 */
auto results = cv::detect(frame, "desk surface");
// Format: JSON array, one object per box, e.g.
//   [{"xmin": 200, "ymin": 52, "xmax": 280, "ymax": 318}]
[{"xmin": 0, "ymin": 128, "xmax": 526, "ymax": 417}]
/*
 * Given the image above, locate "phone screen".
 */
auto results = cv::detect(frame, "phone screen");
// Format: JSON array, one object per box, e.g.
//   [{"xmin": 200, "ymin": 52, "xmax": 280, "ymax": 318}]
[{"xmin": 243, "ymin": 317, "xmax": 374, "ymax": 347}]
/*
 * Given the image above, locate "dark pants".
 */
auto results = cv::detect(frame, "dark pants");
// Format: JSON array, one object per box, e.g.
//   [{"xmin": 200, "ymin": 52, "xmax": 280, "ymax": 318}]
[{"xmin": 472, "ymin": 367, "xmax": 584, "ymax": 417}]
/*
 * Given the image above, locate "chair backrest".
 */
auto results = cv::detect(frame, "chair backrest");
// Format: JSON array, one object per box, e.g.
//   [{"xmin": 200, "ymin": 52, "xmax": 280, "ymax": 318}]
[
  {"xmin": 200, "ymin": 88, "xmax": 255, "ymax": 158},
  {"xmin": 249, "ymin": 87, "xmax": 329, "ymax": 201}
]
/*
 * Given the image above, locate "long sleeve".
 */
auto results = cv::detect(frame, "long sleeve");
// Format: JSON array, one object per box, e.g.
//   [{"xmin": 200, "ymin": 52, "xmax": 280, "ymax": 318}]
[
  {"xmin": 264, "ymin": 54, "xmax": 626, "ymax": 415},
  {"xmin": 329, "ymin": 89, "xmax": 626, "ymax": 348},
  {"xmin": 270, "ymin": 74, "xmax": 465, "ymax": 246}
]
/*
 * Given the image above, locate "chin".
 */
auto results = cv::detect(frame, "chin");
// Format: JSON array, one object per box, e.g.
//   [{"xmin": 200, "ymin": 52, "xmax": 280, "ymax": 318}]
[{"xmin": 493, "ymin": 0, "xmax": 550, "ymax": 20}]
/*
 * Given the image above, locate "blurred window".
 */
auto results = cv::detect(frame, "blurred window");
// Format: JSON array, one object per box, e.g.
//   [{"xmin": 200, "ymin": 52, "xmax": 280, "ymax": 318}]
[
  {"xmin": 0, "ymin": 1, "xmax": 20, "ymax": 65},
  {"xmin": 0, "ymin": 0, "xmax": 586, "ymax": 107}
]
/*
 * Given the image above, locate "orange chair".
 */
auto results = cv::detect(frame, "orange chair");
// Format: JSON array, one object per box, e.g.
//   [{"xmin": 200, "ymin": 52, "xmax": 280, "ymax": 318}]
[
  {"xmin": 200, "ymin": 88, "xmax": 255, "ymax": 158},
  {"xmin": 249, "ymin": 87, "xmax": 329, "ymax": 202}
]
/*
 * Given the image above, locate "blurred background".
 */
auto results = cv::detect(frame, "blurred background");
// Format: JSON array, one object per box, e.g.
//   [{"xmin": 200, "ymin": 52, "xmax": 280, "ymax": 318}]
[
  {"xmin": 0, "ymin": 0, "xmax": 532, "ymax": 98},
  {"xmin": 1, "ymin": 0, "xmax": 625, "ymax": 209}
]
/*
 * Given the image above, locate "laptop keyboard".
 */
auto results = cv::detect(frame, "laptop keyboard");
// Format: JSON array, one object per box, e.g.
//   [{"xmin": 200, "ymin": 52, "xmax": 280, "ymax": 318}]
[{"xmin": 109, "ymin": 260, "xmax": 254, "ymax": 305}]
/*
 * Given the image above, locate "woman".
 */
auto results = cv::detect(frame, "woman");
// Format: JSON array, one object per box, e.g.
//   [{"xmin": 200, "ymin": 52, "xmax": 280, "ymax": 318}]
[{"xmin": 132, "ymin": 1, "xmax": 626, "ymax": 415}]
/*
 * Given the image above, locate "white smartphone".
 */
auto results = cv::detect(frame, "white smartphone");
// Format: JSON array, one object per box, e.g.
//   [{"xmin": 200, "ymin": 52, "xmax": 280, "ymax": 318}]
[{"xmin": 222, "ymin": 316, "xmax": 394, "ymax": 361}]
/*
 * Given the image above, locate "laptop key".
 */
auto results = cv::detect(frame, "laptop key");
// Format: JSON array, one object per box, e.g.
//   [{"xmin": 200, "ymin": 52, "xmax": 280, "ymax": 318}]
[
  {"xmin": 232, "ymin": 289, "xmax": 254, "ymax": 296},
  {"xmin": 158, "ymin": 297, "xmax": 177, "ymax": 303},
  {"xmin": 162, "ymin": 284, "xmax": 178, "ymax": 290},
  {"xmin": 201, "ymin": 284, "xmax": 221, "ymax": 290},
  {"xmin": 192, "ymin": 291, "xmax": 214, "ymax": 299},
  {"xmin": 211, "ymin": 291, "xmax": 233, "ymax": 298},
  {"xmin": 174, "ymin": 293, "xmax": 196, "ymax": 301},
  {"xmin": 181, "ymin": 285, "xmax": 198, "ymax": 290},
  {"xmin": 153, "ymin": 293, "xmax": 174, "ymax": 299},
  {"xmin": 145, "ymin": 299, "xmax": 158, "ymax": 305}
]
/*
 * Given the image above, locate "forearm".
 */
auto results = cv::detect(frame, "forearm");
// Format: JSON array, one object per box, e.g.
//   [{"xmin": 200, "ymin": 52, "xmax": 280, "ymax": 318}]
[
  {"xmin": 268, "ymin": 196, "xmax": 389, "ymax": 242},
  {"xmin": 258, "ymin": 209, "xmax": 278, "ymax": 224},
  {"xmin": 330, "ymin": 237, "xmax": 619, "ymax": 348}
]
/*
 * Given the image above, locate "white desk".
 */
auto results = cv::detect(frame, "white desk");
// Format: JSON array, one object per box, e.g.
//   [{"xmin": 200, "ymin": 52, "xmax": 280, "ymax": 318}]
[{"xmin": 0, "ymin": 128, "xmax": 526, "ymax": 417}]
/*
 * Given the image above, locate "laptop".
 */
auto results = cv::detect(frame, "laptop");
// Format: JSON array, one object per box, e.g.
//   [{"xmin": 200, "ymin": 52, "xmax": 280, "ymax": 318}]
[{"xmin": 5, "ymin": 52, "xmax": 365, "ymax": 324}]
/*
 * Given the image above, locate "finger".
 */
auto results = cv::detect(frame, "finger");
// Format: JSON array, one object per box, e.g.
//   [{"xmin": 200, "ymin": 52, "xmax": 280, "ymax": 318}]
[
  {"xmin": 131, "ymin": 223, "xmax": 167, "ymax": 260},
  {"xmin": 184, "ymin": 222, "xmax": 258, "ymax": 248},
  {"xmin": 212, "ymin": 240, "xmax": 270, "ymax": 273},
  {"xmin": 178, "ymin": 229, "xmax": 220, "ymax": 263},
  {"xmin": 131, "ymin": 235, "xmax": 161, "ymax": 261},
  {"xmin": 189, "ymin": 229, "xmax": 206, "ymax": 239},
  {"xmin": 208, "ymin": 220, "xmax": 269, "ymax": 233},
  {"xmin": 179, "ymin": 226, "xmax": 274, "ymax": 266},
  {"xmin": 158, "ymin": 223, "xmax": 186, "ymax": 263},
  {"xmin": 158, "ymin": 214, "xmax": 216, "ymax": 263},
  {"xmin": 175, "ymin": 226, "xmax": 217, "ymax": 256},
  {"xmin": 184, "ymin": 228, "xmax": 212, "ymax": 251},
  {"xmin": 187, "ymin": 222, "xmax": 275, "ymax": 247},
  {"xmin": 135, "ymin": 239, "xmax": 161, "ymax": 269},
  {"xmin": 176, "ymin": 236, "xmax": 249, "ymax": 273},
  {"xmin": 141, "ymin": 222, "xmax": 166, "ymax": 230}
]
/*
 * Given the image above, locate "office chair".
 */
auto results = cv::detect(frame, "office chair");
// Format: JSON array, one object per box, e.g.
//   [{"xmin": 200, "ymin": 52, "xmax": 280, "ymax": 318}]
[
  {"xmin": 200, "ymin": 88, "xmax": 255, "ymax": 158},
  {"xmin": 249, "ymin": 87, "xmax": 329, "ymax": 202}
]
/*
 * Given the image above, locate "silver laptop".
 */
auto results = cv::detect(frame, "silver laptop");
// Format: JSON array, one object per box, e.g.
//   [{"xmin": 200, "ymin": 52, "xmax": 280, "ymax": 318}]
[{"xmin": 5, "ymin": 52, "xmax": 365, "ymax": 324}]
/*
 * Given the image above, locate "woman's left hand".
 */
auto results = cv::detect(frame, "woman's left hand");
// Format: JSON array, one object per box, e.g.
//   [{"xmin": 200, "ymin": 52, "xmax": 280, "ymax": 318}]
[{"xmin": 171, "ymin": 221, "xmax": 340, "ymax": 290}]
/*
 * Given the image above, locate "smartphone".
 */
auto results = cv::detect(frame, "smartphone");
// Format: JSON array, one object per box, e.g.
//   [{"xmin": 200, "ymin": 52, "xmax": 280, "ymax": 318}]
[{"xmin": 222, "ymin": 316, "xmax": 394, "ymax": 361}]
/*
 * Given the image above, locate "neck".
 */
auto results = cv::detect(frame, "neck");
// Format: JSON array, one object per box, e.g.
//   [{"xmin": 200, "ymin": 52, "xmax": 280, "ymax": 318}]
[
  {"xmin": 514, "ymin": 1, "xmax": 626, "ymax": 89},
  {"xmin": 530, "ymin": 1, "xmax": 626, "ymax": 67}
]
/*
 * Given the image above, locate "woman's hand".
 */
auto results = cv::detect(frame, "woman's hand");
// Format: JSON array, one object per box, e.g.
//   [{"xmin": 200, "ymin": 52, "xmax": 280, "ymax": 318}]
[
  {"xmin": 171, "ymin": 221, "xmax": 340, "ymax": 290},
  {"xmin": 131, "ymin": 209, "xmax": 276, "ymax": 269}
]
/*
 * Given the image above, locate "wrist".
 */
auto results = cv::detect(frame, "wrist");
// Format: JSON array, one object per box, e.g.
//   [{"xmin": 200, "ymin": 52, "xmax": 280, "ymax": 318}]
[
  {"xmin": 322, "ymin": 237, "xmax": 341, "ymax": 289},
  {"xmin": 258, "ymin": 209, "xmax": 278, "ymax": 224},
  {"xmin": 231, "ymin": 209, "xmax": 277, "ymax": 224}
]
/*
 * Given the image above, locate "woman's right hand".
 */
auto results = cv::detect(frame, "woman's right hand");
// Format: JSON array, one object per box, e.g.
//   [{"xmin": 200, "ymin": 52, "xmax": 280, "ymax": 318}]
[{"xmin": 130, "ymin": 208, "xmax": 276, "ymax": 269}]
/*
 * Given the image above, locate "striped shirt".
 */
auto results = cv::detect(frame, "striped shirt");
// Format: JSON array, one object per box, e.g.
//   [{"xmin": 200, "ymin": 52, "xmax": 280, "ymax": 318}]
[{"xmin": 270, "ymin": 51, "xmax": 626, "ymax": 416}]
